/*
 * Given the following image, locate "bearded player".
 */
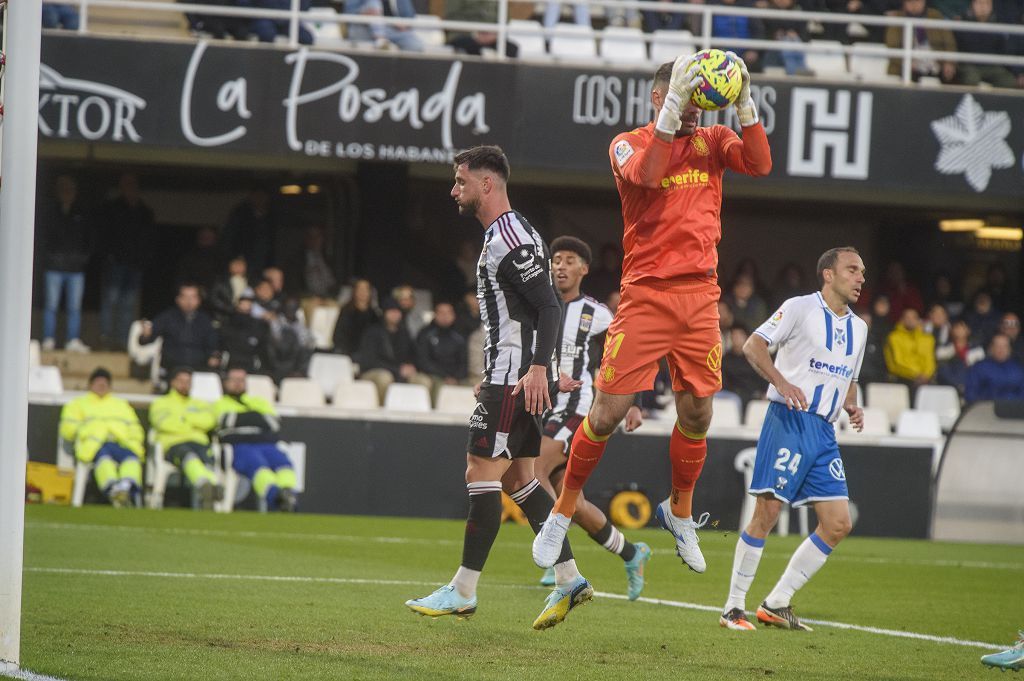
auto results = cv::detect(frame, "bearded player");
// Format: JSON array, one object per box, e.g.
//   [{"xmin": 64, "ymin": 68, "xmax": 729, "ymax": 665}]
[{"xmin": 534, "ymin": 52, "xmax": 772, "ymax": 574}]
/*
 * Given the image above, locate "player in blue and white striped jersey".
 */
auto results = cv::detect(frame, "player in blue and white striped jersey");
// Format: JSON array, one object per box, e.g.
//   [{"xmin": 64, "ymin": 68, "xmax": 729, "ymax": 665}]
[{"xmin": 720, "ymin": 247, "xmax": 867, "ymax": 632}]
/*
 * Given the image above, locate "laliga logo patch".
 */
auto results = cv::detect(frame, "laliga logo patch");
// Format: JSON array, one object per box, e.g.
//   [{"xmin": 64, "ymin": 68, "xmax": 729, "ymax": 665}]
[
  {"xmin": 828, "ymin": 458, "xmax": 846, "ymax": 481},
  {"xmin": 767, "ymin": 308, "xmax": 784, "ymax": 327},
  {"xmin": 706, "ymin": 343, "xmax": 722, "ymax": 372},
  {"xmin": 614, "ymin": 140, "xmax": 635, "ymax": 167},
  {"xmin": 691, "ymin": 136, "xmax": 709, "ymax": 157}
]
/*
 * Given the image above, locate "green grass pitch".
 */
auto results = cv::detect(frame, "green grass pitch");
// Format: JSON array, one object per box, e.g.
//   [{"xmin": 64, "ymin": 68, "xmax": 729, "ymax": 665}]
[{"xmin": 13, "ymin": 505, "xmax": 1024, "ymax": 680}]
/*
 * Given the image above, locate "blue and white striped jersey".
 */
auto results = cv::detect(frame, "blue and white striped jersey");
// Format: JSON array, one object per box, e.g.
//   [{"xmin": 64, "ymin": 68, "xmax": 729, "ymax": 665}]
[{"xmin": 753, "ymin": 292, "xmax": 867, "ymax": 423}]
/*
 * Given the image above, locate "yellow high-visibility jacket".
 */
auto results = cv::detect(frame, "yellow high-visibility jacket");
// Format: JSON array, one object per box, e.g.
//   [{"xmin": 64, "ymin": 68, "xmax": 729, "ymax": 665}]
[
  {"xmin": 59, "ymin": 392, "xmax": 145, "ymax": 463},
  {"xmin": 149, "ymin": 390, "xmax": 216, "ymax": 451},
  {"xmin": 884, "ymin": 324, "xmax": 937, "ymax": 381},
  {"xmin": 213, "ymin": 393, "xmax": 280, "ymax": 445}
]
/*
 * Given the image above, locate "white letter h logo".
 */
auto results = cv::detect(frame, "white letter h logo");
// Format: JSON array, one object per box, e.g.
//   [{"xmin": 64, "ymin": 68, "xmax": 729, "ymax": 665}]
[{"xmin": 788, "ymin": 88, "xmax": 873, "ymax": 180}]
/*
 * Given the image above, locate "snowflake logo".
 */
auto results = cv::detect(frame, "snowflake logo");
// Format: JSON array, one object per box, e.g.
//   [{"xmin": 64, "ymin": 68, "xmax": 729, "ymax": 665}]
[{"xmin": 930, "ymin": 94, "xmax": 1014, "ymax": 192}]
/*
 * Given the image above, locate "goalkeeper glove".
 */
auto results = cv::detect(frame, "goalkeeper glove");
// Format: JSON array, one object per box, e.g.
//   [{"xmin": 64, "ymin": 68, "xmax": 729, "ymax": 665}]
[
  {"xmin": 727, "ymin": 51, "xmax": 758, "ymax": 127},
  {"xmin": 656, "ymin": 53, "xmax": 701, "ymax": 136}
]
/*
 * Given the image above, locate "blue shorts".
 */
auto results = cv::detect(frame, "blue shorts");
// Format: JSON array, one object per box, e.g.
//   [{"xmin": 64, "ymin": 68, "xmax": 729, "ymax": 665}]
[
  {"xmin": 231, "ymin": 443, "xmax": 292, "ymax": 479},
  {"xmin": 749, "ymin": 401, "xmax": 849, "ymax": 507},
  {"xmin": 95, "ymin": 442, "xmax": 139, "ymax": 464}
]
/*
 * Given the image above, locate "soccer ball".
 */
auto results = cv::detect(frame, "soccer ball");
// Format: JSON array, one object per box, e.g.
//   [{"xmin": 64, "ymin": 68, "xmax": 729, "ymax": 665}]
[{"xmin": 690, "ymin": 49, "xmax": 742, "ymax": 112}]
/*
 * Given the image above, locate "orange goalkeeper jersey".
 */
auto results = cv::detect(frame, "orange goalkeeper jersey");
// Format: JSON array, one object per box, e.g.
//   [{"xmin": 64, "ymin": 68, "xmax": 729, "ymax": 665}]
[{"xmin": 609, "ymin": 121, "xmax": 772, "ymax": 286}]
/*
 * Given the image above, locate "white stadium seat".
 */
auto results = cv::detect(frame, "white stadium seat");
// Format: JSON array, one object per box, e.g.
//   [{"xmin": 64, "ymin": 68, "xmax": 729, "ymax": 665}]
[
  {"xmin": 858, "ymin": 406, "xmax": 891, "ymax": 435},
  {"xmin": 549, "ymin": 24, "xmax": 597, "ymax": 60},
  {"xmin": 384, "ymin": 383, "xmax": 432, "ymax": 413},
  {"xmin": 744, "ymin": 399, "xmax": 772, "ymax": 429},
  {"xmin": 914, "ymin": 384, "xmax": 961, "ymax": 431},
  {"xmin": 650, "ymin": 30, "xmax": 696, "ymax": 65},
  {"xmin": 190, "ymin": 371, "xmax": 223, "ymax": 402},
  {"xmin": 805, "ymin": 39, "xmax": 849, "ymax": 78},
  {"xmin": 413, "ymin": 13, "xmax": 446, "ymax": 47},
  {"xmin": 333, "ymin": 380, "xmax": 380, "ymax": 410},
  {"xmin": 245, "ymin": 374, "xmax": 277, "ymax": 403},
  {"xmin": 849, "ymin": 42, "xmax": 890, "ymax": 82},
  {"xmin": 309, "ymin": 305, "xmax": 340, "ymax": 351},
  {"xmin": 508, "ymin": 19, "xmax": 547, "ymax": 59},
  {"xmin": 307, "ymin": 7, "xmax": 346, "ymax": 49},
  {"xmin": 711, "ymin": 392, "xmax": 742, "ymax": 429},
  {"xmin": 278, "ymin": 377, "xmax": 326, "ymax": 408},
  {"xmin": 895, "ymin": 409, "xmax": 942, "ymax": 438},
  {"xmin": 435, "ymin": 385, "xmax": 477, "ymax": 415},
  {"xmin": 599, "ymin": 27, "xmax": 648, "ymax": 66},
  {"xmin": 866, "ymin": 383, "xmax": 910, "ymax": 425},
  {"xmin": 28, "ymin": 365, "xmax": 63, "ymax": 395},
  {"xmin": 308, "ymin": 352, "xmax": 354, "ymax": 400}
]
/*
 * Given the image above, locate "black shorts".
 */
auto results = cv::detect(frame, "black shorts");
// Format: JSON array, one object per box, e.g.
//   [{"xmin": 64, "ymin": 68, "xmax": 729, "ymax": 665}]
[
  {"xmin": 542, "ymin": 410, "xmax": 586, "ymax": 452},
  {"xmin": 466, "ymin": 384, "xmax": 542, "ymax": 459}
]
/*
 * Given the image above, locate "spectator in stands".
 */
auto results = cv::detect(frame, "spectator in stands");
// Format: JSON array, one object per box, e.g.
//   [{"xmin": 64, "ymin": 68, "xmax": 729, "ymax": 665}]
[
  {"xmin": 262, "ymin": 266, "xmax": 288, "ymax": 303},
  {"xmin": 393, "ymin": 284, "xmax": 426, "ymax": 338},
  {"xmin": 771, "ymin": 262, "xmax": 808, "ymax": 310},
  {"xmin": 415, "ymin": 301, "xmax": 469, "ymax": 401},
  {"xmin": 722, "ymin": 324, "xmax": 765, "ymax": 407},
  {"xmin": 931, "ymin": 0, "xmax": 968, "ymax": 18},
  {"xmin": 298, "ymin": 226, "xmax": 337, "ymax": 300},
  {"xmin": 140, "ymin": 283, "xmax": 221, "ymax": 373},
  {"xmin": 209, "ymin": 256, "xmax": 250, "ymax": 325},
  {"xmin": 223, "ymin": 186, "xmax": 276, "ymax": 275},
  {"xmin": 250, "ymin": 278, "xmax": 282, "ymax": 321},
  {"xmin": 884, "ymin": 307, "xmax": 936, "ymax": 387},
  {"xmin": 445, "ymin": 0, "xmax": 520, "ymax": 58},
  {"xmin": 711, "ymin": 0, "xmax": 765, "ymax": 72},
  {"xmin": 928, "ymin": 271, "xmax": 965, "ymax": 319},
  {"xmin": 219, "ymin": 292, "xmax": 271, "ymax": 374},
  {"xmin": 543, "ymin": 2, "xmax": 591, "ymax": 28},
  {"xmin": 732, "ymin": 257, "xmax": 768, "ymax": 299},
  {"xmin": 97, "ymin": 172, "xmax": 155, "ymax": 351},
  {"xmin": 964, "ymin": 333, "xmax": 1024, "ymax": 402},
  {"xmin": 175, "ymin": 226, "xmax": 224, "ymax": 295},
  {"xmin": 876, "ymin": 261, "xmax": 924, "ymax": 322},
  {"xmin": 251, "ymin": 0, "xmax": 314, "ymax": 45},
  {"xmin": 42, "ymin": 3, "xmax": 80, "ymax": 29},
  {"xmin": 724, "ymin": 274, "xmax": 768, "ymax": 333},
  {"xmin": 357, "ymin": 296, "xmax": 431, "ymax": 402},
  {"xmin": 214, "ymin": 367, "xmax": 299, "ymax": 511},
  {"xmin": 857, "ymin": 311, "xmax": 889, "ymax": 385},
  {"xmin": 763, "ymin": 0, "xmax": 813, "ymax": 75},
  {"xmin": 453, "ymin": 291, "xmax": 481, "ymax": 340},
  {"xmin": 344, "ymin": 0, "xmax": 424, "ymax": 52},
  {"xmin": 642, "ymin": 0, "xmax": 697, "ymax": 34},
  {"xmin": 59, "ymin": 368, "xmax": 144, "ymax": 507},
  {"xmin": 718, "ymin": 300, "xmax": 736, "ymax": 353},
  {"xmin": 268, "ymin": 299, "xmax": 316, "ymax": 381},
  {"xmin": 823, "ymin": 0, "xmax": 886, "ymax": 42},
  {"xmin": 185, "ymin": 0, "xmax": 250, "ymax": 40},
  {"xmin": 936, "ymin": 318, "xmax": 984, "ymax": 393},
  {"xmin": 870, "ymin": 293, "xmax": 894, "ymax": 339},
  {"xmin": 149, "ymin": 367, "xmax": 222, "ymax": 510},
  {"xmin": 956, "ymin": 0, "xmax": 1017, "ymax": 88},
  {"xmin": 1000, "ymin": 312, "xmax": 1024, "ymax": 363},
  {"xmin": 607, "ymin": 0, "xmax": 641, "ymax": 28},
  {"xmin": 38, "ymin": 174, "xmax": 93, "ymax": 353},
  {"xmin": 964, "ymin": 291, "xmax": 1001, "ymax": 346},
  {"xmin": 453, "ymin": 239, "xmax": 480, "ymax": 293},
  {"xmin": 885, "ymin": 0, "xmax": 958, "ymax": 83},
  {"xmin": 924, "ymin": 302, "xmax": 952, "ymax": 353},
  {"xmin": 586, "ymin": 243, "xmax": 623, "ymax": 303},
  {"xmin": 332, "ymin": 278, "xmax": 379, "ymax": 355},
  {"xmin": 979, "ymin": 263, "xmax": 1016, "ymax": 314}
]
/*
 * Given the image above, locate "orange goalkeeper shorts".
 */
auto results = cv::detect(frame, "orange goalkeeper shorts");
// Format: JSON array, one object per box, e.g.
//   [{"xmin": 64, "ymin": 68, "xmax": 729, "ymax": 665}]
[{"xmin": 594, "ymin": 277, "xmax": 722, "ymax": 397}]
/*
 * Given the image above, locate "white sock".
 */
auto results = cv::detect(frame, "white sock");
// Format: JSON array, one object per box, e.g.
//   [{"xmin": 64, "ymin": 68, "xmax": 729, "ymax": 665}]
[
  {"xmin": 724, "ymin": 531, "xmax": 765, "ymax": 612},
  {"xmin": 450, "ymin": 566, "xmax": 481, "ymax": 599},
  {"xmin": 553, "ymin": 558, "xmax": 581, "ymax": 587},
  {"xmin": 764, "ymin": 532, "xmax": 832, "ymax": 609}
]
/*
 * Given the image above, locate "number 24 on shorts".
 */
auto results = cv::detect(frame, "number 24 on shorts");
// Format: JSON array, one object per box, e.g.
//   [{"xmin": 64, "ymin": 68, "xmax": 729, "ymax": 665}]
[{"xmin": 775, "ymin": 448, "xmax": 802, "ymax": 475}]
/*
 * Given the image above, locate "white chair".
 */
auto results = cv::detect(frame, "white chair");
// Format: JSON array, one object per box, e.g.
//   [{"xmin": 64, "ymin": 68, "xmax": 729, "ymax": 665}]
[
  {"xmin": 28, "ymin": 366, "xmax": 63, "ymax": 395},
  {"xmin": 914, "ymin": 384, "xmax": 961, "ymax": 431},
  {"xmin": 508, "ymin": 19, "xmax": 547, "ymax": 59},
  {"xmin": 384, "ymin": 383, "xmax": 432, "ymax": 413},
  {"xmin": 190, "ymin": 371, "xmax": 223, "ymax": 402},
  {"xmin": 246, "ymin": 374, "xmax": 277, "ymax": 403},
  {"xmin": 650, "ymin": 29, "xmax": 696, "ymax": 65},
  {"xmin": 308, "ymin": 7, "xmax": 346, "ymax": 49},
  {"xmin": 145, "ymin": 435, "xmax": 174, "ymax": 510},
  {"xmin": 435, "ymin": 385, "xmax": 478, "ymax": 415},
  {"xmin": 711, "ymin": 392, "xmax": 742, "ymax": 429},
  {"xmin": 309, "ymin": 305, "xmax": 341, "ymax": 351},
  {"xmin": 744, "ymin": 399, "xmax": 772, "ymax": 430},
  {"xmin": 866, "ymin": 383, "xmax": 910, "ymax": 425},
  {"xmin": 849, "ymin": 42, "xmax": 890, "ymax": 82},
  {"xmin": 413, "ymin": 13, "xmax": 445, "ymax": 47},
  {"xmin": 805, "ymin": 39, "xmax": 849, "ymax": 78},
  {"xmin": 308, "ymin": 353, "xmax": 354, "ymax": 400},
  {"xmin": 127, "ymin": 319, "xmax": 162, "ymax": 387},
  {"xmin": 333, "ymin": 380, "xmax": 380, "ymax": 410},
  {"xmin": 57, "ymin": 437, "xmax": 91, "ymax": 508},
  {"xmin": 29, "ymin": 340, "xmax": 41, "ymax": 368},
  {"xmin": 549, "ymin": 24, "xmax": 597, "ymax": 60},
  {"xmin": 895, "ymin": 409, "xmax": 942, "ymax": 438},
  {"xmin": 858, "ymin": 406, "xmax": 891, "ymax": 435},
  {"xmin": 599, "ymin": 26, "xmax": 648, "ymax": 66},
  {"xmin": 278, "ymin": 377, "xmax": 327, "ymax": 407}
]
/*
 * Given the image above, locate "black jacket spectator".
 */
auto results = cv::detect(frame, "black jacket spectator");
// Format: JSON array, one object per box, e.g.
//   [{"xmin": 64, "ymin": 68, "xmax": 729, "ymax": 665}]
[
  {"xmin": 38, "ymin": 190, "xmax": 93, "ymax": 273},
  {"xmin": 721, "ymin": 326, "xmax": 765, "ymax": 406},
  {"xmin": 416, "ymin": 322, "xmax": 468, "ymax": 381},
  {"xmin": 220, "ymin": 302, "xmax": 271, "ymax": 373},
  {"xmin": 97, "ymin": 189, "xmax": 155, "ymax": 271},
  {"xmin": 357, "ymin": 317, "xmax": 418, "ymax": 377},
  {"xmin": 141, "ymin": 285, "xmax": 219, "ymax": 371}
]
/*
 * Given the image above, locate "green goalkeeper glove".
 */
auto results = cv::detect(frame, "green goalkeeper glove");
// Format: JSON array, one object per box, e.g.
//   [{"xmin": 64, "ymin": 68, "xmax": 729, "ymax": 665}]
[
  {"xmin": 656, "ymin": 53, "xmax": 701, "ymax": 136},
  {"xmin": 727, "ymin": 51, "xmax": 758, "ymax": 127}
]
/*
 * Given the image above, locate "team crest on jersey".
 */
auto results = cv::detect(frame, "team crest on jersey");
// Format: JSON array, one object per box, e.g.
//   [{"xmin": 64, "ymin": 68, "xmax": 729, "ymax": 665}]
[
  {"xmin": 706, "ymin": 343, "xmax": 722, "ymax": 372},
  {"xmin": 614, "ymin": 140, "xmax": 635, "ymax": 167},
  {"xmin": 579, "ymin": 313, "xmax": 593, "ymax": 334},
  {"xmin": 691, "ymin": 136, "xmax": 710, "ymax": 156},
  {"xmin": 603, "ymin": 366, "xmax": 615, "ymax": 383},
  {"xmin": 834, "ymin": 327, "xmax": 847, "ymax": 346}
]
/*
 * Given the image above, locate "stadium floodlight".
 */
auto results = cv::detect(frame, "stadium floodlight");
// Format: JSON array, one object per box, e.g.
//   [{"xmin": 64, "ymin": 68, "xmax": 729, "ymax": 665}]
[
  {"xmin": 975, "ymin": 227, "xmax": 1023, "ymax": 241},
  {"xmin": 938, "ymin": 219, "xmax": 984, "ymax": 232},
  {"xmin": 0, "ymin": 0, "xmax": 43, "ymax": 670}
]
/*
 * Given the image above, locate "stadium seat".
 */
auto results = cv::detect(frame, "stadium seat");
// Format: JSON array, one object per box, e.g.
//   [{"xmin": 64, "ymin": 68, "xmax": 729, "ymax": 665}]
[
  {"xmin": 278, "ymin": 378, "xmax": 327, "ymax": 407},
  {"xmin": 711, "ymin": 392, "xmax": 743, "ymax": 429},
  {"xmin": 508, "ymin": 19, "xmax": 548, "ymax": 59},
  {"xmin": 849, "ymin": 42, "xmax": 890, "ymax": 82},
  {"xmin": 190, "ymin": 372, "xmax": 223, "ymax": 402},
  {"xmin": 308, "ymin": 352, "xmax": 354, "ymax": 399},
  {"xmin": 332, "ymin": 380, "xmax": 380, "ymax": 410},
  {"xmin": 895, "ymin": 409, "xmax": 942, "ymax": 438},
  {"xmin": 866, "ymin": 383, "xmax": 910, "ymax": 425},
  {"xmin": 599, "ymin": 26, "xmax": 648, "ymax": 66},
  {"xmin": 29, "ymin": 339, "xmax": 41, "ymax": 368},
  {"xmin": 914, "ymin": 384, "xmax": 961, "ymax": 431},
  {"xmin": 128, "ymin": 319, "xmax": 162, "ymax": 387},
  {"xmin": 28, "ymin": 366, "xmax": 63, "ymax": 395},
  {"xmin": 309, "ymin": 305, "xmax": 340, "ymax": 351},
  {"xmin": 435, "ymin": 385, "xmax": 477, "ymax": 415},
  {"xmin": 245, "ymin": 374, "xmax": 277, "ymax": 403},
  {"xmin": 744, "ymin": 399, "xmax": 771, "ymax": 429},
  {"xmin": 805, "ymin": 39, "xmax": 849, "ymax": 78},
  {"xmin": 650, "ymin": 30, "xmax": 696, "ymax": 65},
  {"xmin": 413, "ymin": 13, "xmax": 446, "ymax": 48},
  {"xmin": 384, "ymin": 383, "xmax": 432, "ymax": 413},
  {"xmin": 858, "ymin": 406, "xmax": 891, "ymax": 435},
  {"xmin": 308, "ymin": 7, "xmax": 346, "ymax": 49},
  {"xmin": 549, "ymin": 24, "xmax": 598, "ymax": 60}
]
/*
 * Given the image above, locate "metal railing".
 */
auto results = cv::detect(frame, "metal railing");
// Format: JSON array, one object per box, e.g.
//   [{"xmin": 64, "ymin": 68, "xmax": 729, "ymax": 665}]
[{"xmin": 41, "ymin": 0, "xmax": 1024, "ymax": 86}]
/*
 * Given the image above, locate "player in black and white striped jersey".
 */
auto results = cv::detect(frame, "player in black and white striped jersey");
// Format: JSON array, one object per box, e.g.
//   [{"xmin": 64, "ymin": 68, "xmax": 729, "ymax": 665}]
[{"xmin": 533, "ymin": 236, "xmax": 652, "ymax": 601}]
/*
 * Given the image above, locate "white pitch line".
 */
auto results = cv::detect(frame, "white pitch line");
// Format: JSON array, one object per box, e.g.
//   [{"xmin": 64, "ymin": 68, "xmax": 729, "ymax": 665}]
[
  {"xmin": 0, "ymin": 664, "xmax": 71, "ymax": 681},
  {"xmin": 27, "ymin": 521, "xmax": 1024, "ymax": 571},
  {"xmin": 26, "ymin": 566, "xmax": 1004, "ymax": 651}
]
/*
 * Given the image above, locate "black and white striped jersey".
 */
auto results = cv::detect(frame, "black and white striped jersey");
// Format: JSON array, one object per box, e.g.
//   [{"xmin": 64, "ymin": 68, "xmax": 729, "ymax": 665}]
[
  {"xmin": 553, "ymin": 295, "xmax": 613, "ymax": 416},
  {"xmin": 477, "ymin": 211, "xmax": 560, "ymax": 386}
]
